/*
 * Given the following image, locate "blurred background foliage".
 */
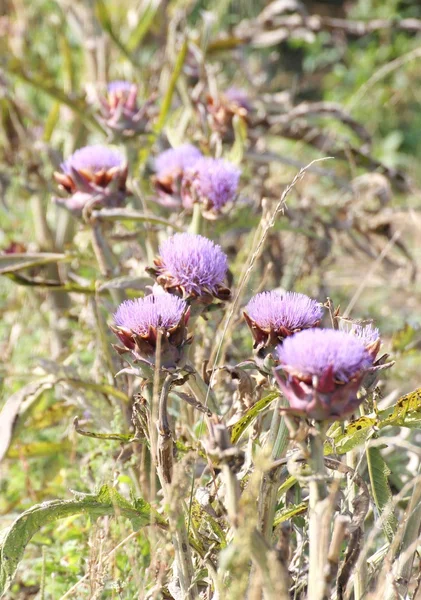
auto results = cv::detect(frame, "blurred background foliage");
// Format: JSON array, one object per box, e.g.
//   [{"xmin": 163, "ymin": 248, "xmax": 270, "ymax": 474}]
[{"xmin": 1, "ymin": 0, "xmax": 421, "ymax": 598}]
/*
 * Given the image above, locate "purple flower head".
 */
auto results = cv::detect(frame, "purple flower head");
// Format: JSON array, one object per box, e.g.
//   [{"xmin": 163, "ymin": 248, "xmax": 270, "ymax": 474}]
[
  {"xmin": 54, "ymin": 145, "xmax": 128, "ymax": 217},
  {"xmin": 224, "ymin": 87, "xmax": 252, "ymax": 111},
  {"xmin": 244, "ymin": 291, "xmax": 323, "ymax": 348},
  {"xmin": 61, "ymin": 145, "xmax": 124, "ymax": 176},
  {"xmin": 154, "ymin": 144, "xmax": 202, "ymax": 179},
  {"xmin": 182, "ymin": 157, "xmax": 241, "ymax": 213},
  {"xmin": 107, "ymin": 80, "xmax": 133, "ymax": 94},
  {"xmin": 112, "ymin": 293, "xmax": 190, "ymax": 369},
  {"xmin": 151, "ymin": 233, "xmax": 230, "ymax": 304},
  {"xmin": 275, "ymin": 328, "xmax": 375, "ymax": 421}
]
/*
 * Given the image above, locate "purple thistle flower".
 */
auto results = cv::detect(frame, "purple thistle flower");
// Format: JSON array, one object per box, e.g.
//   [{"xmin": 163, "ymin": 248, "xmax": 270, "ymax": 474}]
[
  {"xmin": 275, "ymin": 328, "xmax": 375, "ymax": 421},
  {"xmin": 224, "ymin": 87, "xmax": 252, "ymax": 111},
  {"xmin": 182, "ymin": 157, "xmax": 241, "ymax": 213},
  {"xmin": 154, "ymin": 144, "xmax": 203, "ymax": 178},
  {"xmin": 151, "ymin": 233, "xmax": 230, "ymax": 303},
  {"xmin": 114, "ymin": 294, "xmax": 187, "ymax": 335},
  {"xmin": 61, "ymin": 145, "xmax": 124, "ymax": 175},
  {"xmin": 107, "ymin": 80, "xmax": 134, "ymax": 94},
  {"xmin": 341, "ymin": 322, "xmax": 381, "ymax": 359},
  {"xmin": 112, "ymin": 293, "xmax": 190, "ymax": 369},
  {"xmin": 54, "ymin": 145, "xmax": 128, "ymax": 217},
  {"xmin": 244, "ymin": 291, "xmax": 323, "ymax": 348}
]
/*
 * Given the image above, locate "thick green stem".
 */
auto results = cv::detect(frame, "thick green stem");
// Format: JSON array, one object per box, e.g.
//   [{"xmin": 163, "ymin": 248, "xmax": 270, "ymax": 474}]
[{"xmin": 188, "ymin": 202, "xmax": 202, "ymax": 235}]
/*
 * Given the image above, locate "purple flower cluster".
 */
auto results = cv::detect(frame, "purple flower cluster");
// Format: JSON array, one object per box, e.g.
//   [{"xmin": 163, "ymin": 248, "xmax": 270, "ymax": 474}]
[
  {"xmin": 54, "ymin": 145, "xmax": 128, "ymax": 216},
  {"xmin": 151, "ymin": 233, "xmax": 230, "ymax": 303},
  {"xmin": 244, "ymin": 291, "xmax": 323, "ymax": 347},
  {"xmin": 275, "ymin": 328, "xmax": 375, "ymax": 421},
  {"xmin": 153, "ymin": 146, "xmax": 241, "ymax": 215},
  {"xmin": 107, "ymin": 80, "xmax": 134, "ymax": 95}
]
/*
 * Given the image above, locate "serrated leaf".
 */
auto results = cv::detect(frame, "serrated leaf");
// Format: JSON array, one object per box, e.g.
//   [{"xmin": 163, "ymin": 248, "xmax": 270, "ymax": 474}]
[
  {"xmin": 230, "ymin": 392, "xmax": 279, "ymax": 444},
  {"xmin": 325, "ymin": 388, "xmax": 421, "ymax": 455},
  {"xmin": 0, "ymin": 253, "xmax": 68, "ymax": 275},
  {"xmin": 366, "ymin": 447, "xmax": 397, "ymax": 542},
  {"xmin": 0, "ymin": 484, "xmax": 160, "ymax": 595}
]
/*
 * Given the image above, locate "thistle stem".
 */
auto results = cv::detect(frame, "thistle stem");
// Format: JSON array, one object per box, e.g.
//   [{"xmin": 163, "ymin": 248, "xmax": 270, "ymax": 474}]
[
  {"xmin": 188, "ymin": 202, "xmax": 202, "ymax": 235},
  {"xmin": 308, "ymin": 423, "xmax": 330, "ymax": 600}
]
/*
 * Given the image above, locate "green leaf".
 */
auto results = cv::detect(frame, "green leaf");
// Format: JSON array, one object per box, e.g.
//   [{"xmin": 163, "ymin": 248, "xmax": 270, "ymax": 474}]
[
  {"xmin": 92, "ymin": 208, "xmax": 182, "ymax": 230},
  {"xmin": 274, "ymin": 502, "xmax": 307, "ymax": 527},
  {"xmin": 0, "ymin": 485, "xmax": 160, "ymax": 595},
  {"xmin": 0, "ymin": 253, "xmax": 68, "ymax": 275},
  {"xmin": 366, "ymin": 447, "xmax": 397, "ymax": 542},
  {"xmin": 325, "ymin": 388, "xmax": 421, "ymax": 455},
  {"xmin": 230, "ymin": 392, "xmax": 279, "ymax": 444},
  {"xmin": 95, "ymin": 0, "xmax": 139, "ymax": 67},
  {"xmin": 154, "ymin": 37, "xmax": 189, "ymax": 134},
  {"xmin": 126, "ymin": 0, "xmax": 160, "ymax": 52},
  {"xmin": 6, "ymin": 441, "xmax": 72, "ymax": 458}
]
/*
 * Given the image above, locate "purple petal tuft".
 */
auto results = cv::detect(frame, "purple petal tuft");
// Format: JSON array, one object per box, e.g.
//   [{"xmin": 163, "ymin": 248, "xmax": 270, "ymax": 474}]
[
  {"xmin": 277, "ymin": 328, "xmax": 373, "ymax": 384},
  {"xmin": 61, "ymin": 145, "xmax": 124, "ymax": 174},
  {"xmin": 114, "ymin": 293, "xmax": 187, "ymax": 335},
  {"xmin": 158, "ymin": 233, "xmax": 228, "ymax": 295},
  {"xmin": 154, "ymin": 144, "xmax": 202, "ymax": 177},
  {"xmin": 245, "ymin": 291, "xmax": 323, "ymax": 332}
]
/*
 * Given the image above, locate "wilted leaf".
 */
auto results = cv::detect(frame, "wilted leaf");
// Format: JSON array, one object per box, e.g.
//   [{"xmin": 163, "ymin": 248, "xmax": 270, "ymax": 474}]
[
  {"xmin": 0, "ymin": 485, "xmax": 161, "ymax": 595},
  {"xmin": 74, "ymin": 417, "xmax": 137, "ymax": 442},
  {"xmin": 325, "ymin": 416, "xmax": 377, "ymax": 456},
  {"xmin": 230, "ymin": 392, "xmax": 279, "ymax": 444},
  {"xmin": 0, "ymin": 380, "xmax": 54, "ymax": 463},
  {"xmin": 0, "ymin": 253, "xmax": 68, "ymax": 275}
]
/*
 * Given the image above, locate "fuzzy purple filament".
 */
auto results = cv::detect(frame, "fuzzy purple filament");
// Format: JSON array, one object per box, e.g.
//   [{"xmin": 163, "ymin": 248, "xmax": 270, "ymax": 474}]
[
  {"xmin": 107, "ymin": 80, "xmax": 133, "ymax": 93},
  {"xmin": 277, "ymin": 328, "xmax": 374, "ymax": 384},
  {"xmin": 158, "ymin": 233, "xmax": 228, "ymax": 295},
  {"xmin": 189, "ymin": 157, "xmax": 240, "ymax": 210},
  {"xmin": 154, "ymin": 144, "xmax": 202, "ymax": 177},
  {"xmin": 114, "ymin": 293, "xmax": 187, "ymax": 335},
  {"xmin": 61, "ymin": 145, "xmax": 124, "ymax": 175},
  {"xmin": 245, "ymin": 291, "xmax": 323, "ymax": 332},
  {"xmin": 349, "ymin": 323, "xmax": 380, "ymax": 345}
]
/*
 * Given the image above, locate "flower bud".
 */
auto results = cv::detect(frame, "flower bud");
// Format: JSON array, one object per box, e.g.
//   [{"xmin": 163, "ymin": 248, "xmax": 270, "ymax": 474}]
[
  {"xmin": 54, "ymin": 145, "xmax": 128, "ymax": 217},
  {"xmin": 275, "ymin": 328, "xmax": 375, "ymax": 421},
  {"xmin": 99, "ymin": 81, "xmax": 154, "ymax": 138}
]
